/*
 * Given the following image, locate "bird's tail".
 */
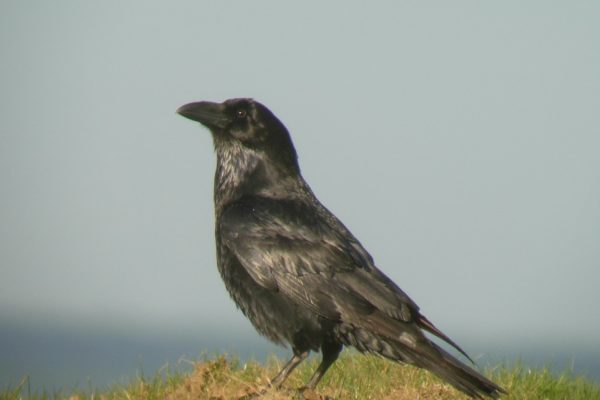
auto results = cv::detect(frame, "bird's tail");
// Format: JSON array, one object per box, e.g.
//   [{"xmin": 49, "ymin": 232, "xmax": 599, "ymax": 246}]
[
  {"xmin": 404, "ymin": 340, "xmax": 506, "ymax": 399},
  {"xmin": 339, "ymin": 322, "xmax": 506, "ymax": 399}
]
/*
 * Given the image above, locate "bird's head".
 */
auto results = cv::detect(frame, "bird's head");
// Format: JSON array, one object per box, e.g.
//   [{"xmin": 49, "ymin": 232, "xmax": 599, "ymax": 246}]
[{"xmin": 177, "ymin": 98, "xmax": 299, "ymax": 174}]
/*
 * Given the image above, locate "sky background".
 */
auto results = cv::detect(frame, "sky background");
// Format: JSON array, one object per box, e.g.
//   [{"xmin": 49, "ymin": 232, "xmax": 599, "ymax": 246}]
[{"xmin": 1, "ymin": 0, "xmax": 599, "ymax": 392}]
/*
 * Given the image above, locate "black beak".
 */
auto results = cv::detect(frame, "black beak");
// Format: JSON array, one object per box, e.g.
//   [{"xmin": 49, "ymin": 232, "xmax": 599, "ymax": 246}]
[{"xmin": 176, "ymin": 101, "xmax": 229, "ymax": 130}]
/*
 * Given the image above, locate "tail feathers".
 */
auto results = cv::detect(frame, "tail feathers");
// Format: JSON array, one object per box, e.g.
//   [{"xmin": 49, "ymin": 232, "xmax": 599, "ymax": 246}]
[
  {"xmin": 337, "ymin": 316, "xmax": 506, "ymax": 398},
  {"xmin": 400, "ymin": 340, "xmax": 506, "ymax": 399},
  {"xmin": 417, "ymin": 314, "xmax": 474, "ymax": 364}
]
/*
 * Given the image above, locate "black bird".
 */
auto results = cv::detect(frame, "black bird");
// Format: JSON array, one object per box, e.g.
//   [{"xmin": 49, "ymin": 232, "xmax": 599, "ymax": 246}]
[{"xmin": 177, "ymin": 98, "xmax": 505, "ymax": 399}]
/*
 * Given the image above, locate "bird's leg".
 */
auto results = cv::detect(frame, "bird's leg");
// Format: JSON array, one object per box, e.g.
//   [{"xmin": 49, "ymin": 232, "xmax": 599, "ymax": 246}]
[
  {"xmin": 305, "ymin": 341, "xmax": 343, "ymax": 389},
  {"xmin": 269, "ymin": 349, "xmax": 309, "ymax": 388}
]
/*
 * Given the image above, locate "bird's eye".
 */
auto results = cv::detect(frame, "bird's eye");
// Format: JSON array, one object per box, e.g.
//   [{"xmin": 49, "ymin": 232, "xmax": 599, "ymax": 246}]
[{"xmin": 236, "ymin": 109, "xmax": 247, "ymax": 119}]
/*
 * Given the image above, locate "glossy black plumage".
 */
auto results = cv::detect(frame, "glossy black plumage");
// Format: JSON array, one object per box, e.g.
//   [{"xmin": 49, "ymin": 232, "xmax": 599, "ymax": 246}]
[{"xmin": 177, "ymin": 98, "xmax": 506, "ymax": 398}]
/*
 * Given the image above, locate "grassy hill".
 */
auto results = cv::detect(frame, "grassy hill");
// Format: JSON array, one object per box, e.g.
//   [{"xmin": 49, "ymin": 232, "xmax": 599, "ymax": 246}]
[{"xmin": 3, "ymin": 353, "xmax": 599, "ymax": 400}]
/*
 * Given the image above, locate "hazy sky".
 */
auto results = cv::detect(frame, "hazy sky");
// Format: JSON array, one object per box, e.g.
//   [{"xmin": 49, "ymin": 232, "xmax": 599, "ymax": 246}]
[{"xmin": 1, "ymin": 0, "xmax": 599, "ymax": 365}]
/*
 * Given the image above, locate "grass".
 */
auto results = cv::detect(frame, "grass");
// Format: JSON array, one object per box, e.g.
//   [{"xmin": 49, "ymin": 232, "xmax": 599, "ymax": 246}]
[{"xmin": 2, "ymin": 353, "xmax": 599, "ymax": 400}]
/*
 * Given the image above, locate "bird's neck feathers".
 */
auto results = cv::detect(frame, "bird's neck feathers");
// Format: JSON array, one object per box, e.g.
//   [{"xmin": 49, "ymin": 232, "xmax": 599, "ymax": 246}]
[{"xmin": 213, "ymin": 141, "xmax": 308, "ymax": 210}]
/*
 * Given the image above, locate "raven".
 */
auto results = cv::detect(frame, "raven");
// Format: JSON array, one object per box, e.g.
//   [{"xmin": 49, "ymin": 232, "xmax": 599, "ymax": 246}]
[{"xmin": 177, "ymin": 98, "xmax": 505, "ymax": 398}]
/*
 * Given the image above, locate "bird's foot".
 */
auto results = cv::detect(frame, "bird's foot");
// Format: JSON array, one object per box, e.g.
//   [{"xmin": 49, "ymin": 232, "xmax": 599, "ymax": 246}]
[{"xmin": 295, "ymin": 386, "xmax": 333, "ymax": 400}]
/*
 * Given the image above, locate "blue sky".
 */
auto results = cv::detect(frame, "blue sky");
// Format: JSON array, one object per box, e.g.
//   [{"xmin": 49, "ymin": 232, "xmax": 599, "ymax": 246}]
[{"xmin": 1, "ymin": 0, "xmax": 599, "ymax": 388}]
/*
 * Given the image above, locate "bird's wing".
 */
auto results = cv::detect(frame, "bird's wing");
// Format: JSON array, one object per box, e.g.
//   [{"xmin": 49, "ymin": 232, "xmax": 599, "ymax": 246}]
[
  {"xmin": 219, "ymin": 196, "xmax": 419, "ymax": 323},
  {"xmin": 220, "ymin": 195, "xmax": 474, "ymax": 361}
]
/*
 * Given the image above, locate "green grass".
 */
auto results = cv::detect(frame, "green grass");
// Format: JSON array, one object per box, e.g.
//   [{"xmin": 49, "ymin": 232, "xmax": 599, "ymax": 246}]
[{"xmin": 2, "ymin": 353, "xmax": 599, "ymax": 400}]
